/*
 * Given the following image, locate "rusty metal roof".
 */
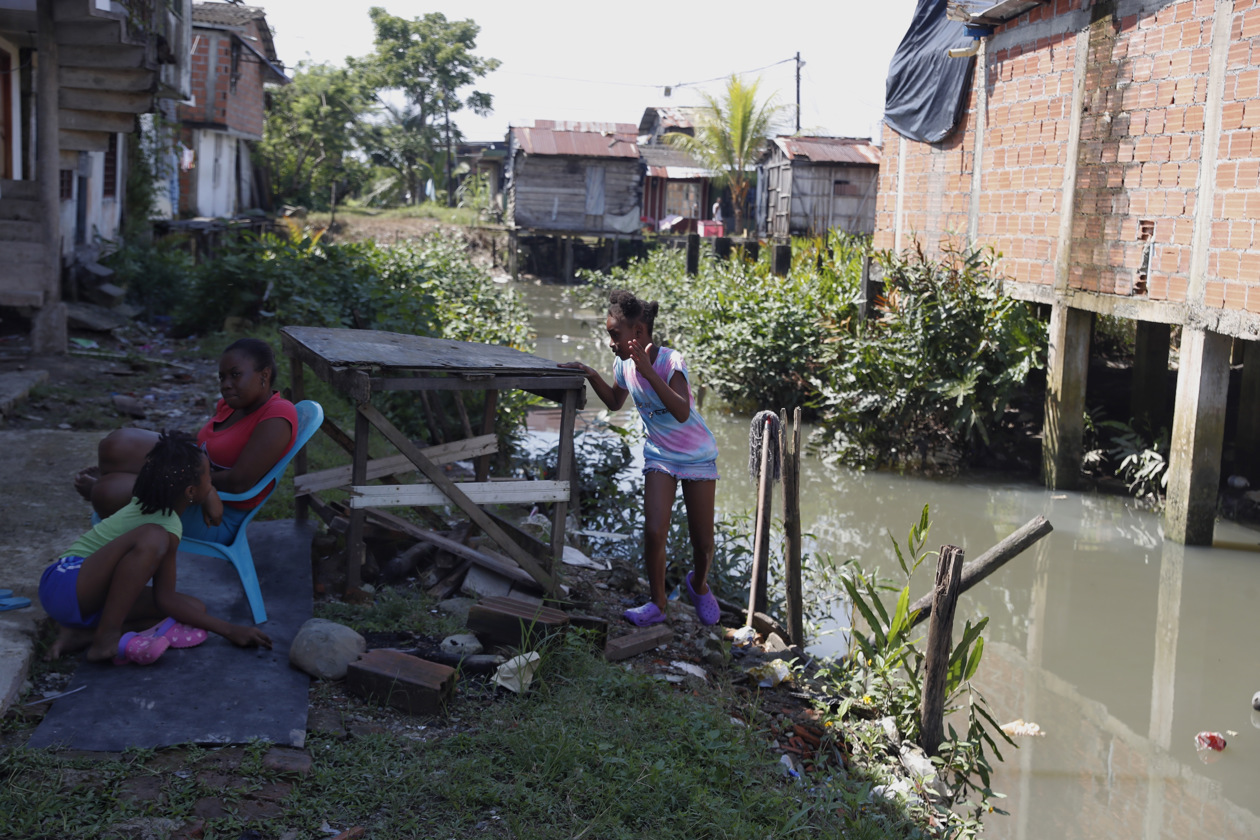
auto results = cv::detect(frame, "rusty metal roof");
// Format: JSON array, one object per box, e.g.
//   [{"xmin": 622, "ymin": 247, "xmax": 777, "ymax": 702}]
[
  {"xmin": 770, "ymin": 136, "xmax": 881, "ymax": 166},
  {"xmin": 192, "ymin": 3, "xmax": 279, "ymax": 62},
  {"xmin": 639, "ymin": 144, "xmax": 714, "ymax": 179},
  {"xmin": 512, "ymin": 121, "xmax": 640, "ymax": 159}
]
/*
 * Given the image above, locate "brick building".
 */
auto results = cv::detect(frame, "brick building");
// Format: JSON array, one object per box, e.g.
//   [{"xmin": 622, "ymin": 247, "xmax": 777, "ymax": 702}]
[
  {"xmin": 175, "ymin": 3, "xmax": 286, "ymax": 218},
  {"xmin": 875, "ymin": 0, "xmax": 1260, "ymax": 545}
]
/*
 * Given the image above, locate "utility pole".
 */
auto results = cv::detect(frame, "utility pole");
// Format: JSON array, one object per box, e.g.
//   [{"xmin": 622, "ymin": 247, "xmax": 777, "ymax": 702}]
[{"xmin": 795, "ymin": 51, "xmax": 802, "ymax": 133}]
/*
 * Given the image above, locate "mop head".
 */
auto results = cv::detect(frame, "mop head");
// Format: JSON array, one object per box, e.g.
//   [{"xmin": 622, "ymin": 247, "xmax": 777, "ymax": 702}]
[{"xmin": 748, "ymin": 411, "xmax": 782, "ymax": 483}]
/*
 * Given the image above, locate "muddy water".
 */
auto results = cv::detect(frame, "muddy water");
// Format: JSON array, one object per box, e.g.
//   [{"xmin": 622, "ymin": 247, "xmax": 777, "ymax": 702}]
[{"xmin": 517, "ymin": 281, "xmax": 1260, "ymax": 839}]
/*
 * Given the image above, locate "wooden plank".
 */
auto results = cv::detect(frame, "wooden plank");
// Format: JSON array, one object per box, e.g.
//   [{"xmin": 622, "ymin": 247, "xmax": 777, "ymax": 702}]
[
  {"xmin": 295, "ymin": 435, "xmax": 497, "ymax": 495},
  {"xmin": 919, "ymin": 545, "xmax": 964, "ymax": 757},
  {"xmin": 371, "ymin": 374, "xmax": 584, "ymax": 392},
  {"xmin": 346, "ymin": 408, "xmax": 371, "ymax": 591},
  {"xmin": 348, "ymin": 480, "xmax": 570, "ymax": 508},
  {"xmin": 282, "ymin": 326, "xmax": 575, "ymax": 375},
  {"xmin": 361, "ymin": 508, "xmax": 539, "ymax": 589},
  {"xmin": 358, "ymin": 403, "xmax": 555, "ymax": 591},
  {"xmin": 604, "ymin": 625, "xmax": 674, "ymax": 662}
]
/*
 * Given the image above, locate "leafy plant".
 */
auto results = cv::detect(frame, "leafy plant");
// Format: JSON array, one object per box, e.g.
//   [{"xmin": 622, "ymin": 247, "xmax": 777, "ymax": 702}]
[{"xmin": 1099, "ymin": 419, "xmax": 1170, "ymax": 507}]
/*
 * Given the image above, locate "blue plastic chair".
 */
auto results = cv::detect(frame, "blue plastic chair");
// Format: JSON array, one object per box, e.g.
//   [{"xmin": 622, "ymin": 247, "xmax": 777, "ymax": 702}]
[{"xmin": 180, "ymin": 399, "xmax": 324, "ymax": 624}]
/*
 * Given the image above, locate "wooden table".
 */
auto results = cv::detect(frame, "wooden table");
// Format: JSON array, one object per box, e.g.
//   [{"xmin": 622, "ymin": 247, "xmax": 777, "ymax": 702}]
[{"xmin": 281, "ymin": 326, "xmax": 586, "ymax": 593}]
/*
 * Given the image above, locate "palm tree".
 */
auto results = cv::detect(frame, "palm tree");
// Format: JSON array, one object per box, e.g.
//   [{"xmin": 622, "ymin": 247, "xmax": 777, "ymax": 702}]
[{"xmin": 667, "ymin": 75, "xmax": 785, "ymax": 237}]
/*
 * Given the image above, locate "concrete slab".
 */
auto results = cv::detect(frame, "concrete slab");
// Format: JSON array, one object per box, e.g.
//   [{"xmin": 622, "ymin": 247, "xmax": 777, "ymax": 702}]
[
  {"xmin": 0, "ymin": 370, "xmax": 49, "ymax": 416},
  {"xmin": 0, "ymin": 429, "xmax": 102, "ymax": 715}
]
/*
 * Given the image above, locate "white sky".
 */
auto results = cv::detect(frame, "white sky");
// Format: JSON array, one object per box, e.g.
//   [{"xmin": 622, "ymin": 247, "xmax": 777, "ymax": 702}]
[{"xmin": 253, "ymin": 0, "xmax": 920, "ymax": 144}]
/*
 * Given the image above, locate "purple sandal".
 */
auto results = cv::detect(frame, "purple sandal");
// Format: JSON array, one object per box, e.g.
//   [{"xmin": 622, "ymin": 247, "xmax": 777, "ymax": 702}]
[
  {"xmin": 624, "ymin": 602, "xmax": 667, "ymax": 627},
  {"xmin": 686, "ymin": 572, "xmax": 721, "ymax": 626}
]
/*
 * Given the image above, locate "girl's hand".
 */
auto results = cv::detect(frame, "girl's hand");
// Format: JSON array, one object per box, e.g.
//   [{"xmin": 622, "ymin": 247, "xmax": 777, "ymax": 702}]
[
  {"xmin": 627, "ymin": 340, "xmax": 655, "ymax": 375},
  {"xmin": 224, "ymin": 624, "xmax": 273, "ymax": 649},
  {"xmin": 558, "ymin": 361, "xmax": 592, "ymax": 377}
]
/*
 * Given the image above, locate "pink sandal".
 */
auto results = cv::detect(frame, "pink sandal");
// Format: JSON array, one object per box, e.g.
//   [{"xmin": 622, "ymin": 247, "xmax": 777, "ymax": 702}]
[
  {"xmin": 143, "ymin": 617, "xmax": 208, "ymax": 649},
  {"xmin": 113, "ymin": 632, "xmax": 170, "ymax": 665}
]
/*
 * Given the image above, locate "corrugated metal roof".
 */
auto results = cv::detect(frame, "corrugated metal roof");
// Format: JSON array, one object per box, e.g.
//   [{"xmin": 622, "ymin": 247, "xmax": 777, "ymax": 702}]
[
  {"xmin": 771, "ymin": 136, "xmax": 881, "ymax": 166},
  {"xmin": 512, "ymin": 120, "xmax": 640, "ymax": 159},
  {"xmin": 637, "ymin": 105, "xmax": 706, "ymax": 135},
  {"xmin": 639, "ymin": 144, "xmax": 715, "ymax": 179}
]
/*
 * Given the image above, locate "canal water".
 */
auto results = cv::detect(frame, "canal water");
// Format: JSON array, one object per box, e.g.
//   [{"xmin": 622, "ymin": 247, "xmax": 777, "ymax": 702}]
[{"xmin": 517, "ymin": 281, "xmax": 1260, "ymax": 839}]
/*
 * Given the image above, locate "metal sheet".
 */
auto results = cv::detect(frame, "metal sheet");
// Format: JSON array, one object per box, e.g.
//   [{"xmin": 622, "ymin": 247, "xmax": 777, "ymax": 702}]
[
  {"xmin": 771, "ymin": 136, "xmax": 881, "ymax": 166},
  {"xmin": 512, "ymin": 120, "xmax": 640, "ymax": 159}
]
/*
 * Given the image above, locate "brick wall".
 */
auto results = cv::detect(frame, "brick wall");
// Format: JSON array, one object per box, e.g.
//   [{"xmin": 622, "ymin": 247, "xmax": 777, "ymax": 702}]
[
  {"xmin": 874, "ymin": 0, "xmax": 1260, "ymax": 321},
  {"xmin": 176, "ymin": 21, "xmax": 268, "ymax": 139}
]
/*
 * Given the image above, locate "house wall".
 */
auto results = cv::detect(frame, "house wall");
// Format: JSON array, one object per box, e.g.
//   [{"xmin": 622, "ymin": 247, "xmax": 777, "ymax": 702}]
[
  {"xmin": 875, "ymin": 0, "xmax": 1260, "ymax": 328},
  {"xmin": 768, "ymin": 154, "xmax": 879, "ymax": 237},
  {"xmin": 179, "ymin": 128, "xmax": 238, "ymax": 218},
  {"xmin": 181, "ymin": 26, "xmax": 266, "ymax": 140},
  {"xmin": 0, "ymin": 35, "xmax": 21, "ymax": 180},
  {"xmin": 508, "ymin": 154, "xmax": 641, "ymax": 233}
]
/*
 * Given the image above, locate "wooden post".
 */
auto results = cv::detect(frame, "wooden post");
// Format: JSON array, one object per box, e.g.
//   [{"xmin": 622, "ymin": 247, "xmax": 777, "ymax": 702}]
[
  {"xmin": 685, "ymin": 232, "xmax": 700, "ymax": 276},
  {"xmin": 772, "ymin": 242, "xmax": 792, "ymax": 276},
  {"xmin": 290, "ymin": 353, "xmax": 309, "ymax": 522},
  {"xmin": 509, "ymin": 230, "xmax": 519, "ymax": 280},
  {"xmin": 919, "ymin": 544, "xmax": 964, "ymax": 757},
  {"xmin": 476, "ymin": 389, "xmax": 498, "ymax": 482},
  {"xmin": 783, "ymin": 407, "xmax": 803, "ymax": 646},
  {"xmin": 746, "ymin": 418, "xmax": 774, "ymax": 624},
  {"xmin": 714, "ymin": 236, "xmax": 732, "ymax": 261},
  {"xmin": 346, "ymin": 405, "xmax": 371, "ymax": 591}
]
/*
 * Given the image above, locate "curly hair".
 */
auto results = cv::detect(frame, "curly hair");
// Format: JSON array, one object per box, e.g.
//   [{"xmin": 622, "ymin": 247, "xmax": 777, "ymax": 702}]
[
  {"xmin": 223, "ymin": 337, "xmax": 278, "ymax": 387},
  {"xmin": 133, "ymin": 430, "xmax": 205, "ymax": 515},
  {"xmin": 608, "ymin": 289, "xmax": 659, "ymax": 335}
]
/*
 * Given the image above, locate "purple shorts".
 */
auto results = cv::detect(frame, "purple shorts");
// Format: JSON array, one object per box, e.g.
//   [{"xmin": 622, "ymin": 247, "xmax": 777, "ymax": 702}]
[{"xmin": 39, "ymin": 556, "xmax": 99, "ymax": 629}]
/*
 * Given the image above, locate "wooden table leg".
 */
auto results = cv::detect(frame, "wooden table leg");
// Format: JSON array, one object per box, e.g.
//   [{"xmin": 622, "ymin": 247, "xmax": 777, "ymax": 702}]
[
  {"xmin": 476, "ymin": 389, "xmax": 498, "ymax": 483},
  {"xmin": 290, "ymin": 354, "xmax": 309, "ymax": 522},
  {"xmin": 346, "ymin": 406, "xmax": 371, "ymax": 592},
  {"xmin": 550, "ymin": 388, "xmax": 578, "ymax": 572}
]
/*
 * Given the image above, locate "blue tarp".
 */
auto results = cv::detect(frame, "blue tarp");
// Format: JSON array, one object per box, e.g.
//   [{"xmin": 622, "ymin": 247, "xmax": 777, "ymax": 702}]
[{"xmin": 884, "ymin": 0, "xmax": 977, "ymax": 144}]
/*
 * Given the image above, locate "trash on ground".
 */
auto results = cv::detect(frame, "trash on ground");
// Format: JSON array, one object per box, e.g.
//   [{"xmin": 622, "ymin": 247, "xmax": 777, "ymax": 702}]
[
  {"xmin": 493, "ymin": 652, "xmax": 541, "ymax": 694},
  {"xmin": 729, "ymin": 625, "xmax": 757, "ymax": 647},
  {"xmin": 670, "ymin": 660, "xmax": 708, "ymax": 680},
  {"xmin": 560, "ymin": 545, "xmax": 610, "ymax": 571},
  {"xmin": 747, "ymin": 658, "xmax": 791, "ymax": 688}
]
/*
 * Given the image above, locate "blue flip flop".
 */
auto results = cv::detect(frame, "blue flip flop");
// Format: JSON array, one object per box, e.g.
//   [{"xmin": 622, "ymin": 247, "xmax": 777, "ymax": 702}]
[
  {"xmin": 0, "ymin": 595, "xmax": 31, "ymax": 611},
  {"xmin": 0, "ymin": 589, "xmax": 11, "ymax": 599}
]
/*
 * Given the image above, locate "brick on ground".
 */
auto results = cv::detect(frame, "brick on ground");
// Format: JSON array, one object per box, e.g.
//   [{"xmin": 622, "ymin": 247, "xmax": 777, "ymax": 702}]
[
  {"xmin": 604, "ymin": 624, "xmax": 673, "ymax": 662},
  {"xmin": 346, "ymin": 649, "xmax": 457, "ymax": 716},
  {"xmin": 466, "ymin": 596, "xmax": 568, "ymax": 648}
]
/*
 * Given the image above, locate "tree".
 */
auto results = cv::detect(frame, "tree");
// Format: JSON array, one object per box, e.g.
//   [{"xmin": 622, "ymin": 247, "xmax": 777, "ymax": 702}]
[
  {"xmin": 667, "ymin": 75, "xmax": 785, "ymax": 236},
  {"xmin": 258, "ymin": 62, "xmax": 370, "ymax": 209},
  {"xmin": 353, "ymin": 8, "xmax": 500, "ymax": 205}
]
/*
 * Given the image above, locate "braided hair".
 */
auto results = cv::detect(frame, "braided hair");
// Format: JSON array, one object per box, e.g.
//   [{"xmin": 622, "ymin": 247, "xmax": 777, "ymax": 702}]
[
  {"xmin": 133, "ymin": 430, "xmax": 205, "ymax": 515},
  {"xmin": 223, "ymin": 337, "xmax": 278, "ymax": 388},
  {"xmin": 608, "ymin": 289, "xmax": 659, "ymax": 335}
]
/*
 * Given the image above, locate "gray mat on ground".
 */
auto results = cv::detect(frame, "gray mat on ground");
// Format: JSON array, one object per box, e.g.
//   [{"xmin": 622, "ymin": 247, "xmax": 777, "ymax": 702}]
[{"xmin": 28, "ymin": 519, "xmax": 315, "ymax": 752}]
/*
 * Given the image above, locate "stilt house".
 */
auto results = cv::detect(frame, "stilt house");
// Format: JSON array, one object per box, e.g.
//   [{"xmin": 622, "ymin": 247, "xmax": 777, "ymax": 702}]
[
  {"xmin": 875, "ymin": 0, "xmax": 1260, "ymax": 546},
  {"xmin": 0, "ymin": 0, "xmax": 192, "ymax": 353},
  {"xmin": 760, "ymin": 136, "xmax": 881, "ymax": 237},
  {"xmin": 637, "ymin": 106, "xmax": 720, "ymax": 234},
  {"xmin": 504, "ymin": 120, "xmax": 642, "ymax": 235}
]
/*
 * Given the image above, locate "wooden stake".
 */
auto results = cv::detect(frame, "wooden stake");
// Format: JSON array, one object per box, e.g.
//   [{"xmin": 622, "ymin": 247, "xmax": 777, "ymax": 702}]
[
  {"xmin": 919, "ymin": 544, "xmax": 964, "ymax": 757},
  {"xmin": 747, "ymin": 418, "xmax": 774, "ymax": 626},
  {"xmin": 783, "ymin": 407, "xmax": 803, "ymax": 647}
]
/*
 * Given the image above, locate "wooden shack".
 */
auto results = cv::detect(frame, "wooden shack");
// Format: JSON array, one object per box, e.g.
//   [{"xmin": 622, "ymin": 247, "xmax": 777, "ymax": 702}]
[
  {"xmin": 760, "ymin": 136, "xmax": 881, "ymax": 238},
  {"xmin": 639, "ymin": 144, "xmax": 715, "ymax": 234},
  {"xmin": 504, "ymin": 120, "xmax": 643, "ymax": 235}
]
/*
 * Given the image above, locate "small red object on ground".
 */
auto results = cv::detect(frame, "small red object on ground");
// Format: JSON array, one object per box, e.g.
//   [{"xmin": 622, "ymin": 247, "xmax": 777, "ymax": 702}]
[{"xmin": 1195, "ymin": 731, "xmax": 1227, "ymax": 751}]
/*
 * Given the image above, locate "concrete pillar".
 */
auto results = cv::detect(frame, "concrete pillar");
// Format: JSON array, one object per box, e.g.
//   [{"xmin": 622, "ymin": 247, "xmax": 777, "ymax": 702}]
[
  {"xmin": 508, "ymin": 230, "xmax": 519, "ymax": 280},
  {"xmin": 1041, "ymin": 305, "xmax": 1092, "ymax": 490},
  {"xmin": 685, "ymin": 233, "xmax": 700, "ymax": 276},
  {"xmin": 1164, "ymin": 327, "xmax": 1231, "ymax": 545},
  {"xmin": 32, "ymin": 0, "xmax": 64, "ymax": 354},
  {"xmin": 1235, "ymin": 340, "xmax": 1260, "ymax": 483},
  {"xmin": 1131, "ymin": 321, "xmax": 1171, "ymax": 431},
  {"xmin": 967, "ymin": 38, "xmax": 987, "ymax": 248}
]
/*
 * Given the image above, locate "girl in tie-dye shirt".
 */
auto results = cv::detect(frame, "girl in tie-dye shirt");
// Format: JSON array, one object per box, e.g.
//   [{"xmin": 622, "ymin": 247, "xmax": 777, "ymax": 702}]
[{"xmin": 560, "ymin": 290, "xmax": 721, "ymax": 629}]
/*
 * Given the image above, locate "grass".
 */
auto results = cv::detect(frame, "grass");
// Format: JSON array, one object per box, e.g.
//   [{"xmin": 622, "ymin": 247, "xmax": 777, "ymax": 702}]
[
  {"xmin": 2, "ymin": 626, "xmax": 924, "ymax": 840},
  {"xmin": 308, "ymin": 203, "xmax": 483, "ymax": 228}
]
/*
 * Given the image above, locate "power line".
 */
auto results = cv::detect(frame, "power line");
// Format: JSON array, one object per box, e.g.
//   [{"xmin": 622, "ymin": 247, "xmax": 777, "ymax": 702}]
[{"xmin": 496, "ymin": 56, "xmax": 799, "ymax": 96}]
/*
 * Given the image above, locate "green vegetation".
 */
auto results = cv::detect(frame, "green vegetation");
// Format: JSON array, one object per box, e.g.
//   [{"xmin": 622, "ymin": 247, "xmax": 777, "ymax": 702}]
[{"xmin": 580, "ymin": 236, "xmax": 1046, "ymax": 473}]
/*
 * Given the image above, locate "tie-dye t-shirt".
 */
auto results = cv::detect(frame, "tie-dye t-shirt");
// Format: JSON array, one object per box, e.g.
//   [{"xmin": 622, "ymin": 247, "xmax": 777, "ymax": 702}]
[{"xmin": 614, "ymin": 347, "xmax": 719, "ymax": 481}]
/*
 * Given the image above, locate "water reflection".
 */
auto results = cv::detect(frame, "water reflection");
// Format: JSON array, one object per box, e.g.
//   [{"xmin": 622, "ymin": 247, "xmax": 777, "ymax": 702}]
[{"xmin": 517, "ymin": 280, "xmax": 1260, "ymax": 838}]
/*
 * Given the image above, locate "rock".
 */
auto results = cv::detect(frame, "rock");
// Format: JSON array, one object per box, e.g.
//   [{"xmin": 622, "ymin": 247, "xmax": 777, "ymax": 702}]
[
  {"xmin": 606, "ymin": 564, "xmax": 639, "ymax": 592},
  {"xmin": 764, "ymin": 632, "xmax": 791, "ymax": 653},
  {"xmin": 289, "ymin": 618, "xmax": 366, "ymax": 680},
  {"xmin": 112, "ymin": 394, "xmax": 146, "ymax": 418},
  {"xmin": 440, "ymin": 633, "xmax": 484, "ymax": 656},
  {"xmin": 437, "ymin": 596, "xmax": 476, "ymax": 621}
]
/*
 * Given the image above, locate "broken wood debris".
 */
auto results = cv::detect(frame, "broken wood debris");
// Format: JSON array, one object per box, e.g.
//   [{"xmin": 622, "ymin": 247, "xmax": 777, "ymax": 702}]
[{"xmin": 346, "ymin": 649, "xmax": 456, "ymax": 716}]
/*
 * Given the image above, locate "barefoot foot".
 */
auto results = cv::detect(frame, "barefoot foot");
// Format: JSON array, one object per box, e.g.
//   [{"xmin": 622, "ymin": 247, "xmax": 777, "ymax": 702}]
[
  {"xmin": 46, "ymin": 625, "xmax": 94, "ymax": 661},
  {"xmin": 73, "ymin": 466, "xmax": 100, "ymax": 501}
]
